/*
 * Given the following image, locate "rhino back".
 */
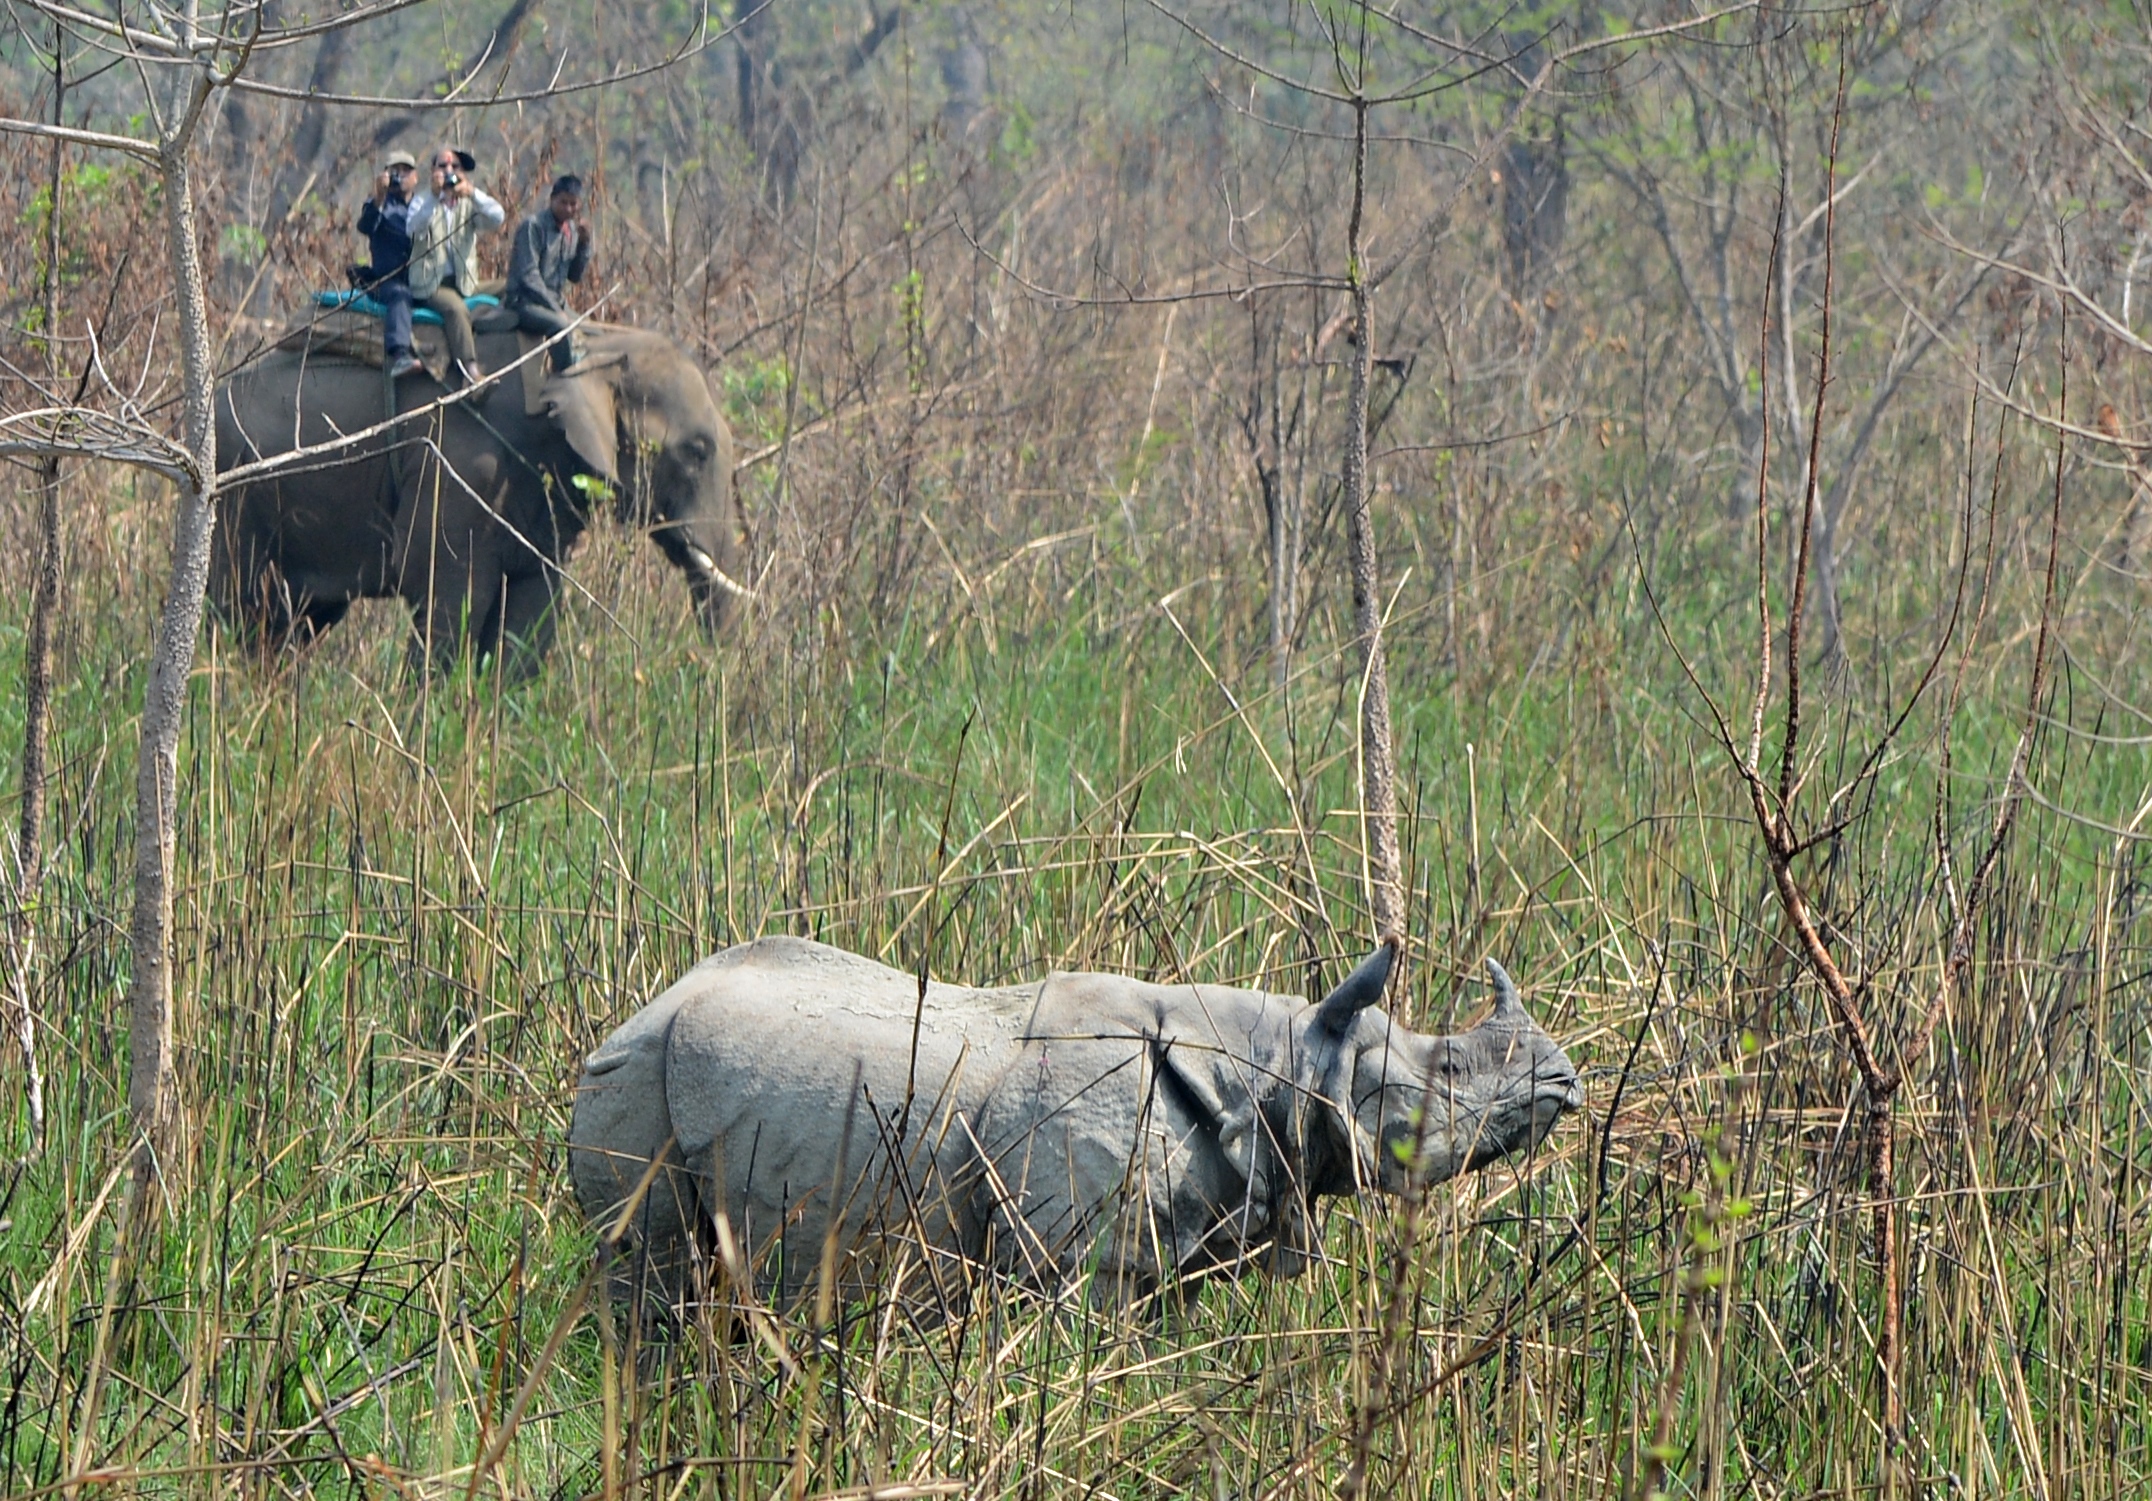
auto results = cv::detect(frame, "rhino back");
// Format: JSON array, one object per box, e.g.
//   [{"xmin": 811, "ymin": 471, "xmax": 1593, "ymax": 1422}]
[{"xmin": 661, "ymin": 936, "xmax": 1032, "ymax": 1291}]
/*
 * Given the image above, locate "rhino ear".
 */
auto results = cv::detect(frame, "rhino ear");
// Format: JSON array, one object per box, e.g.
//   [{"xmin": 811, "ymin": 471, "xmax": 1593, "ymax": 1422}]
[
  {"xmin": 545, "ymin": 371, "xmax": 619, "ymax": 483},
  {"xmin": 1315, "ymin": 937, "xmax": 1399, "ymax": 1038}
]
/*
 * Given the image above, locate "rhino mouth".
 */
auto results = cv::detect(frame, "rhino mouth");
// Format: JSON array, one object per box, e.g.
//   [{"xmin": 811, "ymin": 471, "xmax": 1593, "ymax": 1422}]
[{"xmin": 1462, "ymin": 1078, "xmax": 1583, "ymax": 1170}]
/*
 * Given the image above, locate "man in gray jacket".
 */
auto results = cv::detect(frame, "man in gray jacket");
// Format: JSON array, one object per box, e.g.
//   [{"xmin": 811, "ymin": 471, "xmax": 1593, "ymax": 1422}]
[
  {"xmin": 408, "ymin": 146, "xmax": 506, "ymax": 385},
  {"xmin": 504, "ymin": 174, "xmax": 593, "ymax": 373}
]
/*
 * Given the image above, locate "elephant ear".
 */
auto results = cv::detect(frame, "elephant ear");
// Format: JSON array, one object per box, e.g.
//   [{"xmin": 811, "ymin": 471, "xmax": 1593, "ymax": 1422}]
[{"xmin": 544, "ymin": 371, "xmax": 619, "ymax": 484}]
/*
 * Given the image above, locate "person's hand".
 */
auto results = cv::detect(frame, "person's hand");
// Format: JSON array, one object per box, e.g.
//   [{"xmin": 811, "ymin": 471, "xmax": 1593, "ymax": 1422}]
[{"xmin": 374, "ymin": 171, "xmax": 390, "ymax": 203}]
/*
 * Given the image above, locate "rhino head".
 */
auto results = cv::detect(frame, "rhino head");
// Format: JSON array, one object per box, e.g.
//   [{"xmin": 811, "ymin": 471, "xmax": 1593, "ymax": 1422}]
[{"xmin": 1303, "ymin": 941, "xmax": 1583, "ymax": 1196}]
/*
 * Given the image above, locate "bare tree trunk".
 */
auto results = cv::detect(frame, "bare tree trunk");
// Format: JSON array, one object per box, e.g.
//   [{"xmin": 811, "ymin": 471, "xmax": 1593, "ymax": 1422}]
[
  {"xmin": 1810, "ymin": 501, "xmax": 1846, "ymax": 667},
  {"xmin": 127, "ymin": 127, "xmax": 220, "ymax": 1186},
  {"xmin": 243, "ymin": 0, "xmax": 536, "ymax": 314},
  {"xmin": 1267, "ymin": 471, "xmax": 1295, "ymax": 691},
  {"xmin": 13, "ymin": 455, "xmax": 58, "ymax": 1156},
  {"xmin": 9, "ymin": 29, "xmax": 67, "ymax": 1156},
  {"xmin": 1501, "ymin": 125, "xmax": 1568, "ymax": 303},
  {"xmin": 23, "ymin": 37, "xmax": 64, "ymax": 913},
  {"xmin": 369, "ymin": 0, "xmax": 540, "ymax": 155},
  {"xmin": 1729, "ymin": 404, "xmax": 1765, "ymax": 522},
  {"xmin": 242, "ymin": 28, "xmax": 349, "ymax": 313},
  {"xmin": 1243, "ymin": 304, "xmax": 1299, "ymax": 693},
  {"xmin": 1342, "ymin": 95, "xmax": 1404, "ymax": 940},
  {"xmin": 1277, "ymin": 329, "xmax": 1306, "ymax": 695},
  {"xmin": 736, "ymin": 0, "xmax": 771, "ymax": 144}
]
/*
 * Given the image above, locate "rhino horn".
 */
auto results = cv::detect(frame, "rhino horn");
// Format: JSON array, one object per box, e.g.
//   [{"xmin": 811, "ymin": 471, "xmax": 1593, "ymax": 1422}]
[
  {"xmin": 1315, "ymin": 936, "xmax": 1400, "ymax": 1037},
  {"xmin": 1484, "ymin": 957, "xmax": 1529, "ymax": 1026}
]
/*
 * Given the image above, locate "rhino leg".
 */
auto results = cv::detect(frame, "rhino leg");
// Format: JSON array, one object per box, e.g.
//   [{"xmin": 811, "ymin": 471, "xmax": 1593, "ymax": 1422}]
[{"xmin": 569, "ymin": 992, "xmax": 706, "ymax": 1321}]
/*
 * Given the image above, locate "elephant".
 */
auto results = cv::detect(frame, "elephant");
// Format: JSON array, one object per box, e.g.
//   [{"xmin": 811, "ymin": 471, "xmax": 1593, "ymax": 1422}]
[{"xmin": 211, "ymin": 324, "xmax": 741, "ymax": 675}]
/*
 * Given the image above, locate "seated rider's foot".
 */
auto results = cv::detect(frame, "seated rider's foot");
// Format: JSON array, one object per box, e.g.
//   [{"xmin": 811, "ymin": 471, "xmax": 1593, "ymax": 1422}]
[
  {"xmin": 454, "ymin": 359, "xmax": 485, "ymax": 387},
  {"xmin": 387, "ymin": 354, "xmax": 425, "ymax": 379}
]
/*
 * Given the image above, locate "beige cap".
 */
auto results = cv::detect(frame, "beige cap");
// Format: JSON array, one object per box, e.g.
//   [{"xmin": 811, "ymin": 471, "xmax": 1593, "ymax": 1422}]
[{"xmin": 383, "ymin": 149, "xmax": 417, "ymax": 170}]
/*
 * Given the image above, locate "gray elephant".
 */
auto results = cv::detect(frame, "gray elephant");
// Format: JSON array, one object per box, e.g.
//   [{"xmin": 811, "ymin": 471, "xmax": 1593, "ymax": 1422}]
[
  {"xmin": 569, "ymin": 935, "xmax": 1583, "ymax": 1317},
  {"xmin": 212, "ymin": 325, "xmax": 741, "ymax": 675}
]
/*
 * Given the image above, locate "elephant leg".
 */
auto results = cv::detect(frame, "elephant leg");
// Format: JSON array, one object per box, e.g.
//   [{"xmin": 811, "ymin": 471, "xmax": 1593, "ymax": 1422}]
[
  {"xmin": 207, "ymin": 514, "xmax": 248, "ymax": 632},
  {"xmin": 402, "ymin": 553, "xmax": 503, "ymax": 680},
  {"xmin": 223, "ymin": 567, "xmax": 295, "ymax": 655},
  {"xmin": 211, "ymin": 509, "xmax": 298, "ymax": 655},
  {"xmin": 222, "ymin": 570, "xmax": 351, "ymax": 658},
  {"xmin": 224, "ymin": 581, "xmax": 351, "ymax": 660},
  {"xmin": 296, "ymin": 597, "xmax": 352, "ymax": 643},
  {"xmin": 391, "ymin": 444, "xmax": 527, "ymax": 679},
  {"xmin": 493, "ymin": 571, "xmax": 560, "ymax": 681}
]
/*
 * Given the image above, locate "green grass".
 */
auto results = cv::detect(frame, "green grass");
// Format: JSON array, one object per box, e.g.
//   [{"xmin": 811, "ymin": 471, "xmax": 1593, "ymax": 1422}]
[{"xmin": 4, "ymin": 460, "xmax": 2151, "ymax": 1501}]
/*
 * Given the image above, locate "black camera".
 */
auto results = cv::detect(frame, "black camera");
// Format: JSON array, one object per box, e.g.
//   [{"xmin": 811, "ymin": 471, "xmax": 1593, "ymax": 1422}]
[{"xmin": 442, "ymin": 168, "xmax": 462, "ymax": 189}]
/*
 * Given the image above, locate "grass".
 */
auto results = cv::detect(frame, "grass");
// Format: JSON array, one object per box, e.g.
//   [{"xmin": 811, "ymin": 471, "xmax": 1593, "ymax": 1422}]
[{"xmin": 3, "ymin": 426, "xmax": 2151, "ymax": 1501}]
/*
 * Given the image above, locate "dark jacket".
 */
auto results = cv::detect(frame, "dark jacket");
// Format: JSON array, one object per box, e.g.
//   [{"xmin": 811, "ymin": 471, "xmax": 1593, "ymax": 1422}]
[
  {"xmin": 357, "ymin": 192, "xmax": 419, "ymax": 283},
  {"xmin": 504, "ymin": 210, "xmax": 591, "ymax": 311}
]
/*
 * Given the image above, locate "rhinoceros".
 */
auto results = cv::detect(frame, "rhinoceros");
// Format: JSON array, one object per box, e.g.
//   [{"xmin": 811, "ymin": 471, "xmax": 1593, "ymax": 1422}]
[{"xmin": 568, "ymin": 935, "xmax": 1581, "ymax": 1313}]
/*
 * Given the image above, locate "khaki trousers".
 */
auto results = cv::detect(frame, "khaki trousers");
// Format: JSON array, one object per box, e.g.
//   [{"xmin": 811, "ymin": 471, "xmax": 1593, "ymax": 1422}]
[{"xmin": 421, "ymin": 286, "xmax": 478, "ymax": 367}]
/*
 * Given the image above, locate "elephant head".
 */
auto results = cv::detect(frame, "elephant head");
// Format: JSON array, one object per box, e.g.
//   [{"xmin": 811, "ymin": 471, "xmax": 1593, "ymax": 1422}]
[{"xmin": 543, "ymin": 330, "xmax": 744, "ymax": 637}]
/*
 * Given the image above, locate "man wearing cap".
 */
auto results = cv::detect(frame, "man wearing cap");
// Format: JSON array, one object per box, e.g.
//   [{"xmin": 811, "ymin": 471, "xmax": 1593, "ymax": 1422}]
[
  {"xmin": 357, "ymin": 149, "xmax": 424, "ymax": 379},
  {"xmin": 409, "ymin": 146, "xmax": 506, "ymax": 386},
  {"xmin": 504, "ymin": 174, "xmax": 594, "ymax": 373}
]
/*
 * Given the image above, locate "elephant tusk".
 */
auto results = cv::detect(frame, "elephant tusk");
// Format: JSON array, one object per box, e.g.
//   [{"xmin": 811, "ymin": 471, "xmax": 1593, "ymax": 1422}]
[
  {"xmin": 707, "ymin": 567, "xmax": 759, "ymax": 601},
  {"xmin": 684, "ymin": 548, "xmax": 759, "ymax": 601}
]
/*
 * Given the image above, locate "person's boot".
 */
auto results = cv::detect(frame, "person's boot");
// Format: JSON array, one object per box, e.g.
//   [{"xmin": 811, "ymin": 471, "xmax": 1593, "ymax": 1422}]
[
  {"xmin": 454, "ymin": 358, "xmax": 486, "ymax": 388},
  {"xmin": 387, "ymin": 353, "xmax": 424, "ymax": 379}
]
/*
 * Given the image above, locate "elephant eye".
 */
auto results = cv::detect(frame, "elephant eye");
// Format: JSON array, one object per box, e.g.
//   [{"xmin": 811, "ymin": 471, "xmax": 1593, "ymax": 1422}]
[{"xmin": 685, "ymin": 436, "xmax": 714, "ymax": 464}]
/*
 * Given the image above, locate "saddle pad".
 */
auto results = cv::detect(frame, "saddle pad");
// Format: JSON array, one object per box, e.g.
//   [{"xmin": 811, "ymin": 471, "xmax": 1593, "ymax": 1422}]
[
  {"xmin": 276, "ymin": 305, "xmax": 449, "ymax": 383},
  {"xmin": 312, "ymin": 290, "xmax": 502, "ymax": 327}
]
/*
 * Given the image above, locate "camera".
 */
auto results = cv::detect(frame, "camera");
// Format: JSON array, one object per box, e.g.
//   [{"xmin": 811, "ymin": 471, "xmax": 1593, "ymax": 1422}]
[{"xmin": 442, "ymin": 168, "xmax": 462, "ymax": 189}]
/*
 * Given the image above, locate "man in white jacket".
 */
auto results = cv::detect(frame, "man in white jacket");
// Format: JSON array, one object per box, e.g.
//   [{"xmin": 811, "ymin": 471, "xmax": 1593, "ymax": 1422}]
[{"xmin": 408, "ymin": 146, "xmax": 505, "ymax": 385}]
